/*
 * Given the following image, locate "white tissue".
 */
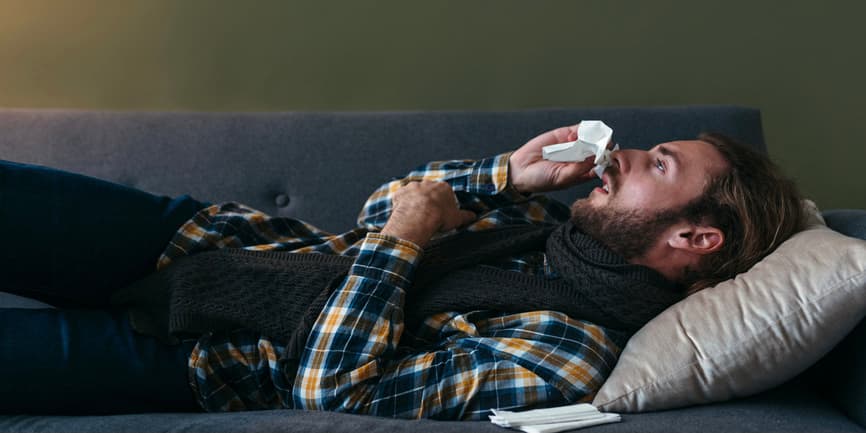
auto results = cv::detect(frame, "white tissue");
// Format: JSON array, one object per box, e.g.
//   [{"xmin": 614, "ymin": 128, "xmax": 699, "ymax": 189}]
[
  {"xmin": 489, "ymin": 403, "xmax": 621, "ymax": 433},
  {"xmin": 541, "ymin": 120, "xmax": 619, "ymax": 178}
]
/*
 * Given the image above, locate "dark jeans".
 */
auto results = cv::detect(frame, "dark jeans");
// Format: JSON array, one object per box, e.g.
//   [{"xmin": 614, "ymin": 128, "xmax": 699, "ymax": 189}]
[{"xmin": 0, "ymin": 160, "xmax": 206, "ymax": 413}]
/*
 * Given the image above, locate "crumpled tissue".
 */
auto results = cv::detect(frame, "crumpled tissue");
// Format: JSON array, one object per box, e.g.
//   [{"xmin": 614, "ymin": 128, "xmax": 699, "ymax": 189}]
[{"xmin": 542, "ymin": 120, "xmax": 619, "ymax": 178}]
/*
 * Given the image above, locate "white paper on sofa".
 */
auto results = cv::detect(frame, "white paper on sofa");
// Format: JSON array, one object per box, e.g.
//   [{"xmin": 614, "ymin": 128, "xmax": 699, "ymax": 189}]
[
  {"xmin": 489, "ymin": 403, "xmax": 621, "ymax": 432},
  {"xmin": 541, "ymin": 120, "xmax": 619, "ymax": 178}
]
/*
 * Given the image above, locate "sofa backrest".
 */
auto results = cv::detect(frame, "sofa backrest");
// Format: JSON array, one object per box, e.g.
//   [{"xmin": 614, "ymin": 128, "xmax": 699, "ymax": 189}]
[{"xmin": 0, "ymin": 106, "xmax": 764, "ymax": 233}]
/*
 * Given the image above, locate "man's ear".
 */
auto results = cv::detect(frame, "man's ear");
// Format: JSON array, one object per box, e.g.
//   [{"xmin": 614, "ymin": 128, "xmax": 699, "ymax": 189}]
[{"xmin": 667, "ymin": 224, "xmax": 724, "ymax": 255}]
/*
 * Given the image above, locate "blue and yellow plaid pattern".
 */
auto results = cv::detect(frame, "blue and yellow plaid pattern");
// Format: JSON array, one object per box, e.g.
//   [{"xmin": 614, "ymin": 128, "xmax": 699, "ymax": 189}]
[{"xmin": 165, "ymin": 152, "xmax": 621, "ymax": 419}]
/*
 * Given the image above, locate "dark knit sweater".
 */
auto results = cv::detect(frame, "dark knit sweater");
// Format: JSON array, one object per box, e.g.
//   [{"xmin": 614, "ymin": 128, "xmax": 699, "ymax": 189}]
[{"xmin": 113, "ymin": 222, "xmax": 684, "ymax": 355}]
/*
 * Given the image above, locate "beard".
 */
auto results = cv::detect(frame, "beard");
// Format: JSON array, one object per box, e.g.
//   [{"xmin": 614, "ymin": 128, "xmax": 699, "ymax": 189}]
[{"xmin": 570, "ymin": 198, "xmax": 683, "ymax": 261}]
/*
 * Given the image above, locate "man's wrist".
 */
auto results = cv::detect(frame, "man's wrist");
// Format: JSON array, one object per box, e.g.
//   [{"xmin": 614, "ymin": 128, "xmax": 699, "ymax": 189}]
[
  {"xmin": 507, "ymin": 160, "xmax": 529, "ymax": 194},
  {"xmin": 506, "ymin": 155, "xmax": 534, "ymax": 197}
]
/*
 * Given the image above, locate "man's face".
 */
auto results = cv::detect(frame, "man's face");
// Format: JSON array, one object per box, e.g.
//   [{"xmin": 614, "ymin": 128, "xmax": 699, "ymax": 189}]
[
  {"xmin": 570, "ymin": 139, "xmax": 728, "ymax": 260},
  {"xmin": 583, "ymin": 139, "xmax": 728, "ymax": 214}
]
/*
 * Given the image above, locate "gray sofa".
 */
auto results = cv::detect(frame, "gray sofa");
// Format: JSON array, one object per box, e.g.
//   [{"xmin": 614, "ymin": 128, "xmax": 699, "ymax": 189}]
[{"xmin": 0, "ymin": 106, "xmax": 863, "ymax": 432}]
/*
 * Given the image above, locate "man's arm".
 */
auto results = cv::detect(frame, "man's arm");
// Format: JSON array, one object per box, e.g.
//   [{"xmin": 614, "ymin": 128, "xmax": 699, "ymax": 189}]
[
  {"xmin": 357, "ymin": 123, "xmax": 597, "ymax": 230},
  {"xmin": 508, "ymin": 123, "xmax": 600, "ymax": 193},
  {"xmin": 293, "ymin": 183, "xmax": 616, "ymax": 419},
  {"xmin": 357, "ymin": 153, "xmax": 525, "ymax": 230}
]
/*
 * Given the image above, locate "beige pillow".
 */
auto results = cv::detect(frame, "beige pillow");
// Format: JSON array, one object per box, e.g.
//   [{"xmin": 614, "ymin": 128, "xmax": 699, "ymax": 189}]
[{"xmin": 593, "ymin": 207, "xmax": 866, "ymax": 412}]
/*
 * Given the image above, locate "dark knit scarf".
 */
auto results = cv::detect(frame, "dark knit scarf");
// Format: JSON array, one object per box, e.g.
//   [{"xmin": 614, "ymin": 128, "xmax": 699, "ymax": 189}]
[{"xmin": 113, "ymin": 222, "xmax": 684, "ymax": 365}]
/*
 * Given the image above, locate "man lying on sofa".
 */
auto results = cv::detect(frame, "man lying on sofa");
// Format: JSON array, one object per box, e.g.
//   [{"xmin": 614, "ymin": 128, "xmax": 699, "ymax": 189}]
[{"xmin": 0, "ymin": 123, "xmax": 804, "ymax": 419}]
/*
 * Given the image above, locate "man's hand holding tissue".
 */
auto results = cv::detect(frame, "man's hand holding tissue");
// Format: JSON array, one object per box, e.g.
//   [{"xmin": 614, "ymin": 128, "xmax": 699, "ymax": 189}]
[
  {"xmin": 509, "ymin": 124, "xmax": 600, "ymax": 193},
  {"xmin": 381, "ymin": 180, "xmax": 477, "ymax": 248}
]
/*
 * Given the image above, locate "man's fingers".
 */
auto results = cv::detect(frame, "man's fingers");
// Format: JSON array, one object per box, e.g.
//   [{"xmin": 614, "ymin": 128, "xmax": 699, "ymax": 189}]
[
  {"xmin": 458, "ymin": 210, "xmax": 477, "ymax": 227},
  {"xmin": 550, "ymin": 125, "xmax": 579, "ymax": 145},
  {"xmin": 392, "ymin": 179, "xmax": 474, "ymax": 228},
  {"xmin": 551, "ymin": 157, "xmax": 595, "ymax": 184},
  {"xmin": 441, "ymin": 209, "xmax": 477, "ymax": 232}
]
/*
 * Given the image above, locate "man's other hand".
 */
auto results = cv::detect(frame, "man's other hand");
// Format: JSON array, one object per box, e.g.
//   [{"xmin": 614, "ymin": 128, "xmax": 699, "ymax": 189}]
[
  {"xmin": 508, "ymin": 124, "xmax": 599, "ymax": 194},
  {"xmin": 380, "ymin": 181, "xmax": 477, "ymax": 248}
]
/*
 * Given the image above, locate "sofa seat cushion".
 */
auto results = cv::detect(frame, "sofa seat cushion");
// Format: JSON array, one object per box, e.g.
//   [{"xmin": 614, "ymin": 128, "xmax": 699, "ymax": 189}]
[{"xmin": 0, "ymin": 379, "xmax": 860, "ymax": 433}]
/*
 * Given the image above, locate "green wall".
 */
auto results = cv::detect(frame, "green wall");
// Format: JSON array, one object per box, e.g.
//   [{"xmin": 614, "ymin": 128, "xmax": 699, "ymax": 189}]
[{"xmin": 1, "ymin": 0, "xmax": 863, "ymax": 208}]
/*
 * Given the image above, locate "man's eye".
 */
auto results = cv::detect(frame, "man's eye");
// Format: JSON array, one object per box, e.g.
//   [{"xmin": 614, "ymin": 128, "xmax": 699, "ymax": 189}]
[{"xmin": 655, "ymin": 158, "xmax": 666, "ymax": 173}]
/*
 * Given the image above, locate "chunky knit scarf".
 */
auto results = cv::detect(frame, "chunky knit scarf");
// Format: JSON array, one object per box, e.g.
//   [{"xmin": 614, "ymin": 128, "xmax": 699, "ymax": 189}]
[{"xmin": 113, "ymin": 222, "xmax": 684, "ymax": 360}]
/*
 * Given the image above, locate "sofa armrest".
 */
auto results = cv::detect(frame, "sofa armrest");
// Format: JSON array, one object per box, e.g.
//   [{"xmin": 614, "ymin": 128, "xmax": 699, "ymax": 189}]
[
  {"xmin": 822, "ymin": 209, "xmax": 866, "ymax": 241},
  {"xmin": 811, "ymin": 209, "xmax": 866, "ymax": 428}
]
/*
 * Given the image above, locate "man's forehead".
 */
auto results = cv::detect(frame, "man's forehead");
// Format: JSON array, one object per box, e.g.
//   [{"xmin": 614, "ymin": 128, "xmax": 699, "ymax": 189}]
[
  {"xmin": 652, "ymin": 139, "xmax": 705, "ymax": 152},
  {"xmin": 656, "ymin": 139, "xmax": 724, "ymax": 159}
]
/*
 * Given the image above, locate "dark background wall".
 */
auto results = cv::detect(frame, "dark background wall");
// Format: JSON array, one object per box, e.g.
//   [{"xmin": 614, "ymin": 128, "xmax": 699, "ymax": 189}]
[{"xmin": 1, "ymin": 0, "xmax": 863, "ymax": 208}]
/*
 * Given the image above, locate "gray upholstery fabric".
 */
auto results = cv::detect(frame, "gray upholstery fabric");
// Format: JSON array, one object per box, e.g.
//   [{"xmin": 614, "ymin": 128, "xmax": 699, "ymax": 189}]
[
  {"xmin": 825, "ymin": 210, "xmax": 866, "ymax": 241},
  {"xmin": 1, "ymin": 106, "xmax": 862, "ymax": 432},
  {"xmin": 0, "ymin": 380, "xmax": 861, "ymax": 432}
]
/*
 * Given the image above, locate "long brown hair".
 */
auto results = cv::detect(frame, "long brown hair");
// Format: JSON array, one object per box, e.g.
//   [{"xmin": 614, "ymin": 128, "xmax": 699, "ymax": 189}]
[{"xmin": 680, "ymin": 132, "xmax": 806, "ymax": 293}]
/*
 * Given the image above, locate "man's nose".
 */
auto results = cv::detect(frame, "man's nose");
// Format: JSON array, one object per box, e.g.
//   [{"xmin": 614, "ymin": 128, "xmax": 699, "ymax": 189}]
[{"xmin": 610, "ymin": 149, "xmax": 629, "ymax": 173}]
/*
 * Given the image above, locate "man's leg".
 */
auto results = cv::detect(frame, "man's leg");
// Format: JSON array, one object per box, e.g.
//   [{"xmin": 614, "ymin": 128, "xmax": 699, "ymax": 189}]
[
  {"xmin": 0, "ymin": 160, "xmax": 208, "ymax": 307},
  {"xmin": 0, "ymin": 307, "xmax": 199, "ymax": 414}
]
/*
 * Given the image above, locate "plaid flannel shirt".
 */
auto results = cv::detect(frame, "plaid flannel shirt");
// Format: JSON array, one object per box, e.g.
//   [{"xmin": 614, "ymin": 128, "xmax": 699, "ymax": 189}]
[{"xmin": 161, "ymin": 152, "xmax": 622, "ymax": 420}]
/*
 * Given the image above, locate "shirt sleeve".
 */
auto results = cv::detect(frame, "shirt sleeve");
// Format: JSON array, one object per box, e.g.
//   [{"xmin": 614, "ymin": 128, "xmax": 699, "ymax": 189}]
[
  {"xmin": 356, "ymin": 152, "xmax": 531, "ymax": 230},
  {"xmin": 292, "ymin": 232, "xmax": 422, "ymax": 412},
  {"xmin": 292, "ymin": 232, "xmax": 619, "ymax": 420}
]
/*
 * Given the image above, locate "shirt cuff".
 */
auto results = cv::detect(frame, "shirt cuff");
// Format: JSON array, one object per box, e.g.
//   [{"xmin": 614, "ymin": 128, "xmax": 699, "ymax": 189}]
[
  {"xmin": 350, "ymin": 232, "xmax": 423, "ymax": 288},
  {"xmin": 467, "ymin": 151, "xmax": 531, "ymax": 201}
]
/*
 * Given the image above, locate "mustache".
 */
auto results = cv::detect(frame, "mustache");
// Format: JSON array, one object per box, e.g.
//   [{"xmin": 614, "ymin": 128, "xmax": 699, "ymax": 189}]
[{"xmin": 601, "ymin": 166, "xmax": 620, "ymax": 189}]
